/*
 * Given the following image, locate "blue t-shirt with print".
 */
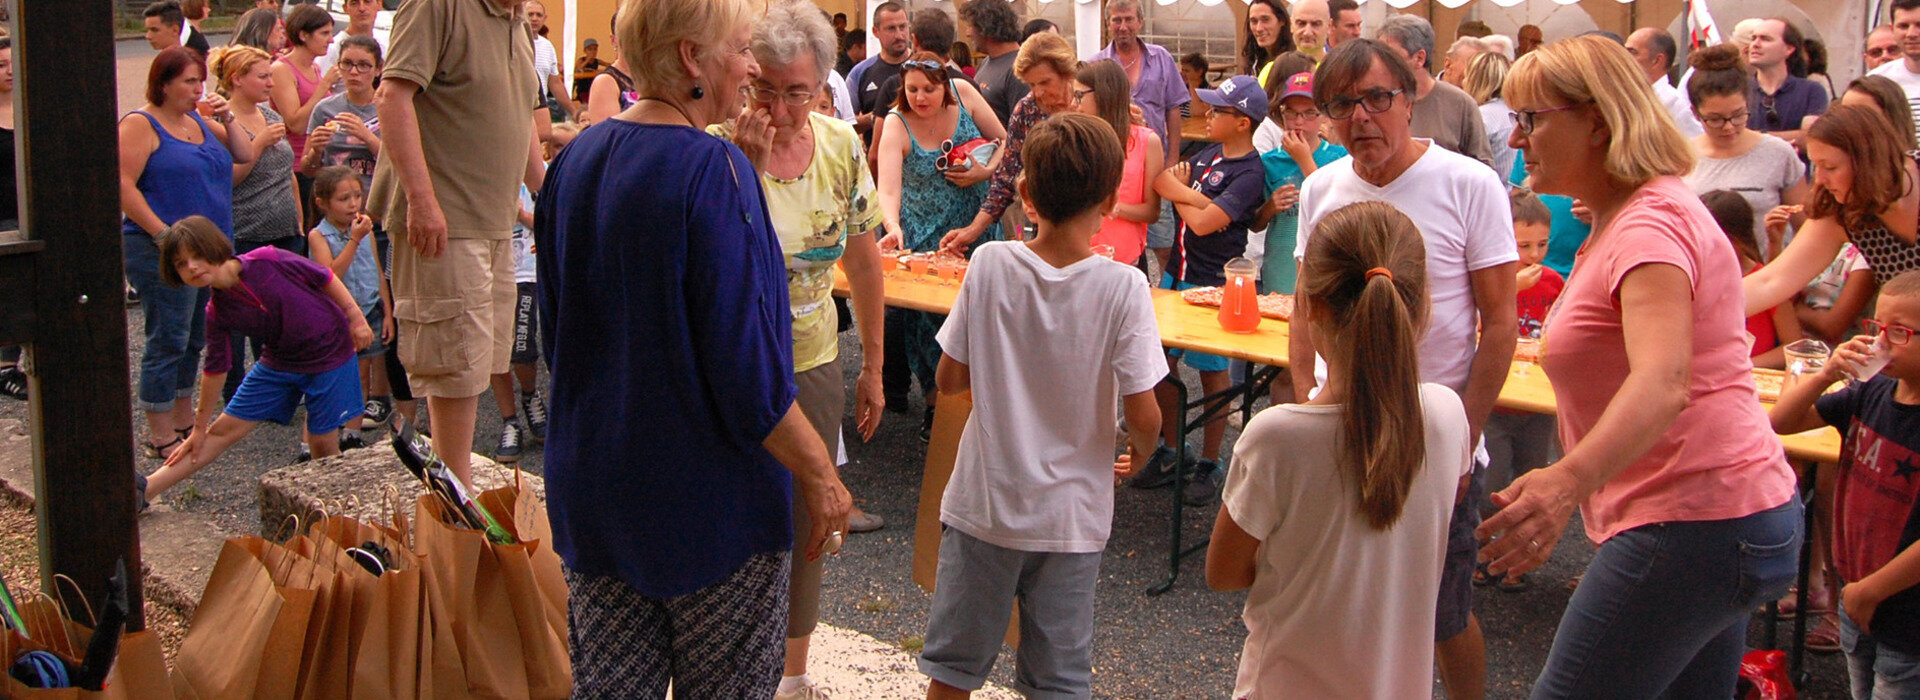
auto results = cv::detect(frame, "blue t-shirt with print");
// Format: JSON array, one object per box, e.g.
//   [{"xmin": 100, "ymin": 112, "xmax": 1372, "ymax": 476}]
[{"xmin": 1170, "ymin": 143, "xmax": 1267, "ymax": 287}]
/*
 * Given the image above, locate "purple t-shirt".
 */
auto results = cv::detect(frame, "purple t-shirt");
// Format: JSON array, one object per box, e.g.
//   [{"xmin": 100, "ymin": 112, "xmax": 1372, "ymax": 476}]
[{"xmin": 203, "ymin": 247, "xmax": 354, "ymax": 375}]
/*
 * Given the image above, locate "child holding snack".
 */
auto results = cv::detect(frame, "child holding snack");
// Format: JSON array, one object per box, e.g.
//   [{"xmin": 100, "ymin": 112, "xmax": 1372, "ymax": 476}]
[
  {"xmin": 1771, "ymin": 269, "xmax": 1920, "ymax": 699},
  {"xmin": 142, "ymin": 215, "xmax": 373, "ymax": 506},
  {"xmin": 306, "ymin": 165, "xmax": 391, "ymax": 446},
  {"xmin": 921, "ymin": 113, "xmax": 1165, "ymax": 699}
]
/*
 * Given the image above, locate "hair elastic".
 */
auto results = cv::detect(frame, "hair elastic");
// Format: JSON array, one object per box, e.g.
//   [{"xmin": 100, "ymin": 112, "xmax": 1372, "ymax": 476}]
[{"xmin": 1365, "ymin": 267, "xmax": 1393, "ymax": 281}]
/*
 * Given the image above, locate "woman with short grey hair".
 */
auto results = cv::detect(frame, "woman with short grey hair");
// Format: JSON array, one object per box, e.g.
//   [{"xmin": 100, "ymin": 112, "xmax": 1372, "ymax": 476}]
[{"xmin": 714, "ymin": 1, "xmax": 890, "ymax": 697}]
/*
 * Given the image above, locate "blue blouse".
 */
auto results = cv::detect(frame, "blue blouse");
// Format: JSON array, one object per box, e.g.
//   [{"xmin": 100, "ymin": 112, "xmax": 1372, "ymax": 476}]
[{"xmin": 535, "ymin": 120, "xmax": 797, "ymax": 598}]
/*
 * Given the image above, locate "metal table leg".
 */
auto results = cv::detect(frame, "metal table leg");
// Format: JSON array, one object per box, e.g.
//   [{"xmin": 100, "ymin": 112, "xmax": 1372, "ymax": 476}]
[{"xmin": 1147, "ymin": 365, "xmax": 1281, "ymax": 596}]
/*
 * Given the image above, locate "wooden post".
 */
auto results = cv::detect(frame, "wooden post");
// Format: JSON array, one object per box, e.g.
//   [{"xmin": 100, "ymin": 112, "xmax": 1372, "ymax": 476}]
[{"xmin": 11, "ymin": 0, "xmax": 145, "ymax": 629}]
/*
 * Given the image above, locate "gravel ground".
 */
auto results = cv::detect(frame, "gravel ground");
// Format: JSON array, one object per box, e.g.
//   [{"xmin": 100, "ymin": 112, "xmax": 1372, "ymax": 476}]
[{"xmin": 0, "ymin": 297, "xmax": 1849, "ymax": 698}]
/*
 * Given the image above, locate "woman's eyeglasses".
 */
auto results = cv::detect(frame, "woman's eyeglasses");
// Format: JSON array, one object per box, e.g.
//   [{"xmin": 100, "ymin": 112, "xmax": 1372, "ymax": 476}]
[
  {"xmin": 338, "ymin": 60, "xmax": 376, "ymax": 74},
  {"xmin": 1319, "ymin": 88, "xmax": 1402, "ymax": 120},
  {"xmin": 1696, "ymin": 110, "xmax": 1748, "ymax": 129},
  {"xmin": 1508, "ymin": 103, "xmax": 1580, "ymax": 135},
  {"xmin": 1071, "ymin": 88, "xmax": 1094, "ymax": 104},
  {"xmin": 743, "ymin": 85, "xmax": 818, "ymax": 106}
]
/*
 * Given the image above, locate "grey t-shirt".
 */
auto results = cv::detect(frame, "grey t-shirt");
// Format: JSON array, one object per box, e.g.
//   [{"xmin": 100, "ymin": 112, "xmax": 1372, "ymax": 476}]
[
  {"xmin": 975, "ymin": 49, "xmax": 1028, "ymax": 128},
  {"xmin": 1411, "ymin": 81, "xmax": 1494, "ymax": 172},
  {"xmin": 1683, "ymin": 134, "xmax": 1805, "ymax": 256},
  {"xmin": 308, "ymin": 92, "xmax": 381, "ymax": 190},
  {"xmin": 231, "ymin": 106, "xmax": 301, "ymax": 243}
]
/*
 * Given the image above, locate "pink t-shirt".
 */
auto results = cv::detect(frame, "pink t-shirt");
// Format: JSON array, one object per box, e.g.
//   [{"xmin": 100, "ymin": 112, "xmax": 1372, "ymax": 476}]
[
  {"xmin": 1092, "ymin": 124, "xmax": 1153, "ymax": 266},
  {"xmin": 1540, "ymin": 175, "xmax": 1796, "ymax": 543}
]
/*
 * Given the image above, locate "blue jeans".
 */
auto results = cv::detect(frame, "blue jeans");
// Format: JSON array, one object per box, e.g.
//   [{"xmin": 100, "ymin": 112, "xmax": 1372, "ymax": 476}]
[
  {"xmin": 1841, "ymin": 600, "xmax": 1920, "ymax": 700},
  {"xmin": 1531, "ymin": 498, "xmax": 1802, "ymax": 699},
  {"xmin": 124, "ymin": 233, "xmax": 208, "ymax": 413}
]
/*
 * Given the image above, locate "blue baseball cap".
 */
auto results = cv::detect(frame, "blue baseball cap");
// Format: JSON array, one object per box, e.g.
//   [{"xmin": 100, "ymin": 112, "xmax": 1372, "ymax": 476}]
[{"xmin": 1196, "ymin": 74, "xmax": 1268, "ymax": 123}]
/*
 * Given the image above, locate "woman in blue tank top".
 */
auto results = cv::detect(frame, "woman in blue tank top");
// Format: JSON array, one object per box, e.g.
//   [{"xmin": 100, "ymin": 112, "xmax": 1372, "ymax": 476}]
[{"xmin": 117, "ymin": 47, "xmax": 257, "ymax": 461}]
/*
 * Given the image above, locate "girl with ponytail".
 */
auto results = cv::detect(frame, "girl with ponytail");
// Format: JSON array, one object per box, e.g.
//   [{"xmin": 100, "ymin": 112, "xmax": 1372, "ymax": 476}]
[{"xmin": 1206, "ymin": 201, "xmax": 1475, "ymax": 699}]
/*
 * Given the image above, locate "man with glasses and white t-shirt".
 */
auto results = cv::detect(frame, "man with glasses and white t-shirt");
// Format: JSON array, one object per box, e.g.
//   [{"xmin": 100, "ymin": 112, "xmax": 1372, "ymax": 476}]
[
  {"xmin": 1290, "ymin": 39, "xmax": 1517, "ymax": 700},
  {"xmin": 1874, "ymin": 0, "xmax": 1920, "ymax": 146}
]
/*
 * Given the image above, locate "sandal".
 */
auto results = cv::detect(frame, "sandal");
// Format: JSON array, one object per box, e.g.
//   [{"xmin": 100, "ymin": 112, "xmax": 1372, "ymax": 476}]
[
  {"xmin": 1472, "ymin": 563, "xmax": 1495, "ymax": 587},
  {"xmin": 1805, "ymin": 613, "xmax": 1842, "ymax": 654},
  {"xmin": 1777, "ymin": 587, "xmax": 1835, "ymax": 620},
  {"xmin": 0, "ymin": 366, "xmax": 25, "ymax": 400},
  {"xmin": 142, "ymin": 436, "xmax": 183, "ymax": 461},
  {"xmin": 1498, "ymin": 573, "xmax": 1533, "ymax": 592}
]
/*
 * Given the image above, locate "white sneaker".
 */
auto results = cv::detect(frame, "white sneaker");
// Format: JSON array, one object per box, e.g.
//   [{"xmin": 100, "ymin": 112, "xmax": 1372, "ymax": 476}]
[{"xmin": 773, "ymin": 679, "xmax": 831, "ymax": 700}]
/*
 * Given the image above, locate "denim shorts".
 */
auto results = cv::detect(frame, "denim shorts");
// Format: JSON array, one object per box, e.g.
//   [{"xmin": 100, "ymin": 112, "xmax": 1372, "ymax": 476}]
[
  {"xmin": 1435, "ymin": 459, "xmax": 1485, "ymax": 641},
  {"xmin": 1840, "ymin": 600, "xmax": 1920, "ymax": 700},
  {"xmin": 1531, "ymin": 498, "xmax": 1802, "ymax": 698},
  {"xmin": 358, "ymin": 303, "xmax": 388, "ymax": 358},
  {"xmin": 222, "ymin": 358, "xmax": 364, "ymax": 435},
  {"xmin": 1159, "ymin": 274, "xmax": 1228, "ymax": 373},
  {"xmin": 1146, "ymin": 199, "xmax": 1176, "ymax": 250},
  {"xmin": 920, "ymin": 527, "xmax": 1101, "ymax": 699}
]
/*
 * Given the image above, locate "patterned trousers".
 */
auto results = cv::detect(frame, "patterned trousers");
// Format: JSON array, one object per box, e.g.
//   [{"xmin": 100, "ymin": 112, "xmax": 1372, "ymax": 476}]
[{"xmin": 566, "ymin": 551, "xmax": 791, "ymax": 699}]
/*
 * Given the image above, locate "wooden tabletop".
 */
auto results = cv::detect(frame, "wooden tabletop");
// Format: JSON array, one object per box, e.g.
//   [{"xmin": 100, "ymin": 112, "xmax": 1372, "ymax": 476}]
[{"xmin": 836, "ymin": 267, "xmax": 1842, "ymax": 463}]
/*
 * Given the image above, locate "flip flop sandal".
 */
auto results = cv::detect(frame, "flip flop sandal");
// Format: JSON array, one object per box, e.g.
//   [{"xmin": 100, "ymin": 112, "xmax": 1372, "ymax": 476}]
[
  {"xmin": 1498, "ymin": 573, "xmax": 1532, "ymax": 592},
  {"xmin": 1805, "ymin": 614, "xmax": 1842, "ymax": 654},
  {"xmin": 142, "ymin": 436, "xmax": 183, "ymax": 461},
  {"xmin": 1472, "ymin": 563, "xmax": 1495, "ymax": 587}
]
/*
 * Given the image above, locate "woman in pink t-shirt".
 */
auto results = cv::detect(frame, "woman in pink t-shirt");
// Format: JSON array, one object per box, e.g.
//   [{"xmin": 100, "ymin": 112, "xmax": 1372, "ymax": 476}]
[{"xmin": 1484, "ymin": 36, "xmax": 1802, "ymax": 698}]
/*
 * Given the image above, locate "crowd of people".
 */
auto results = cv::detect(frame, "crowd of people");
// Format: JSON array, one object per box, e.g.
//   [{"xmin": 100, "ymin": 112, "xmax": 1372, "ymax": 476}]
[{"xmin": 98, "ymin": 0, "xmax": 1920, "ymax": 697}]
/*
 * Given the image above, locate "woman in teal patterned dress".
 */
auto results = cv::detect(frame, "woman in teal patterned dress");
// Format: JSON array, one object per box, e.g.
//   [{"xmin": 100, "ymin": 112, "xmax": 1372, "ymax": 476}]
[{"xmin": 875, "ymin": 52, "xmax": 1006, "ymax": 432}]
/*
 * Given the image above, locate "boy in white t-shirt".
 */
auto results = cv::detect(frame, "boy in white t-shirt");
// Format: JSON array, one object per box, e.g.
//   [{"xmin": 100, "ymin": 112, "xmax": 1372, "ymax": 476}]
[{"xmin": 921, "ymin": 113, "xmax": 1167, "ymax": 699}]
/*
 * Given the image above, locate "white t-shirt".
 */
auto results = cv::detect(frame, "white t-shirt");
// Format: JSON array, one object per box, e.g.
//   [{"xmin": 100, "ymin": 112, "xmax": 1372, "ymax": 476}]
[
  {"xmin": 935, "ymin": 242, "xmax": 1167, "ymax": 553},
  {"xmin": 1871, "ymin": 59, "xmax": 1920, "ymax": 147},
  {"xmin": 1224, "ymin": 383, "xmax": 1474, "ymax": 700},
  {"xmin": 1294, "ymin": 141, "xmax": 1519, "ymax": 393},
  {"xmin": 827, "ymin": 69, "xmax": 856, "ymax": 123},
  {"xmin": 1652, "ymin": 78, "xmax": 1705, "ymax": 138},
  {"xmin": 532, "ymin": 35, "xmax": 560, "ymax": 100}
]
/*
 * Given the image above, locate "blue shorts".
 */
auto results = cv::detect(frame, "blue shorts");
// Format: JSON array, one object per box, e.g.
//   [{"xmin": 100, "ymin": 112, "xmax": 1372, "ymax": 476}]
[
  {"xmin": 222, "ymin": 358, "xmax": 364, "ymax": 435},
  {"xmin": 358, "ymin": 304, "xmax": 388, "ymax": 358},
  {"xmin": 1146, "ymin": 199, "xmax": 1176, "ymax": 250},
  {"xmin": 1159, "ymin": 274, "xmax": 1229, "ymax": 373}
]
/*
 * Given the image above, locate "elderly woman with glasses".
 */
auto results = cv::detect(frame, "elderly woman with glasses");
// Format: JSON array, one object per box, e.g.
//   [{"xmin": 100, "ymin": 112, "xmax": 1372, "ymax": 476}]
[
  {"xmin": 1483, "ymin": 35, "xmax": 1802, "ymax": 697},
  {"xmin": 1679, "ymin": 45, "xmax": 1808, "ymax": 260},
  {"xmin": 709, "ymin": 1, "xmax": 888, "ymax": 696},
  {"xmin": 873, "ymin": 49, "xmax": 1007, "ymax": 434},
  {"xmin": 534, "ymin": 0, "xmax": 853, "ymax": 694}
]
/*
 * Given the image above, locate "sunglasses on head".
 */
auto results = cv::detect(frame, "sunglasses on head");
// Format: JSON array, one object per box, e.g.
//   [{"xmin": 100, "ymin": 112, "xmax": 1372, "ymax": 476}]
[{"xmin": 902, "ymin": 60, "xmax": 944, "ymax": 72}]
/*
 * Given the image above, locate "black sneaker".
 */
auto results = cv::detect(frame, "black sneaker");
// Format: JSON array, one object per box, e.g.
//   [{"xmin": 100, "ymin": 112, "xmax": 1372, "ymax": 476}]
[
  {"xmin": 292, "ymin": 444, "xmax": 312, "ymax": 464},
  {"xmin": 1127, "ymin": 445, "xmax": 1180, "ymax": 489},
  {"xmin": 1182, "ymin": 459, "xmax": 1223, "ymax": 506},
  {"xmin": 363, "ymin": 396, "xmax": 393, "ymax": 426},
  {"xmin": 495, "ymin": 421, "xmax": 525, "ymax": 463},
  {"xmin": 0, "ymin": 366, "xmax": 26, "ymax": 401},
  {"xmin": 521, "ymin": 393, "xmax": 548, "ymax": 442},
  {"xmin": 920, "ymin": 406, "xmax": 934, "ymax": 443},
  {"xmin": 340, "ymin": 433, "xmax": 367, "ymax": 451}
]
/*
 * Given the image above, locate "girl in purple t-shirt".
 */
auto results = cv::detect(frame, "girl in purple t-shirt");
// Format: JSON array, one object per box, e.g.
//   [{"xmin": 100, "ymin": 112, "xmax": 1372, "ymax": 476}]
[{"xmin": 140, "ymin": 215, "xmax": 373, "ymax": 508}]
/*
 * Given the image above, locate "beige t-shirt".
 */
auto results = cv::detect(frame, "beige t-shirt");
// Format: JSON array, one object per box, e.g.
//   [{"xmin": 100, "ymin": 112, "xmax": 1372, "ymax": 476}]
[
  {"xmin": 1224, "ymin": 383, "xmax": 1473, "ymax": 700},
  {"xmin": 368, "ymin": 0, "xmax": 538, "ymax": 240},
  {"xmin": 1410, "ymin": 80, "xmax": 1495, "ymax": 172}
]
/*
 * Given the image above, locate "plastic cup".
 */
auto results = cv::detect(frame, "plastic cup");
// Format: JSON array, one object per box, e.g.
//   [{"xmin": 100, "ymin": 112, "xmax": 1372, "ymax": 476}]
[
  {"xmin": 1853, "ymin": 337, "xmax": 1893, "ymax": 382},
  {"xmin": 907, "ymin": 254, "xmax": 931, "ymax": 275}
]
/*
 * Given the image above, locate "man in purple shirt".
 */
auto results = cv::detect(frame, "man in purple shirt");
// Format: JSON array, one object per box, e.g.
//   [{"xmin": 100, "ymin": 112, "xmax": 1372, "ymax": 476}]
[{"xmin": 1088, "ymin": 0, "xmax": 1189, "ymax": 272}]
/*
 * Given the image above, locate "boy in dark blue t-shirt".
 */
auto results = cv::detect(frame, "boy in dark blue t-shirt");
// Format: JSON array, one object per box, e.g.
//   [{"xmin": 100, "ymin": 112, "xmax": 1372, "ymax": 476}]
[
  {"xmin": 1773, "ymin": 270, "xmax": 1920, "ymax": 699},
  {"xmin": 1139, "ymin": 74, "xmax": 1268, "ymax": 506}
]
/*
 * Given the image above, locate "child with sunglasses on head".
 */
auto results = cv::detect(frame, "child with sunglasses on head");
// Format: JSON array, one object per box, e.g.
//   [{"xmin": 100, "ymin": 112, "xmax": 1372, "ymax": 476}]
[
  {"xmin": 1142, "ymin": 74, "xmax": 1271, "ymax": 505},
  {"xmin": 1771, "ymin": 269, "xmax": 1920, "ymax": 700},
  {"xmin": 141, "ymin": 215, "xmax": 373, "ymax": 508}
]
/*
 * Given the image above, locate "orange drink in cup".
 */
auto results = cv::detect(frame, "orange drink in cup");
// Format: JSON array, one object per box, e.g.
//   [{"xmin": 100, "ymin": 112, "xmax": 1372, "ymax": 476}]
[{"xmin": 907, "ymin": 253, "xmax": 931, "ymax": 275}]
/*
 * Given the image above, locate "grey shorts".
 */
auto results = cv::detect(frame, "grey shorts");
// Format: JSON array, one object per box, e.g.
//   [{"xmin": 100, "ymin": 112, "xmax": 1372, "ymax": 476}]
[
  {"xmin": 919, "ymin": 527, "xmax": 1101, "ymax": 699},
  {"xmin": 1436, "ymin": 459, "xmax": 1487, "ymax": 642},
  {"xmin": 1147, "ymin": 199, "xmax": 1176, "ymax": 250}
]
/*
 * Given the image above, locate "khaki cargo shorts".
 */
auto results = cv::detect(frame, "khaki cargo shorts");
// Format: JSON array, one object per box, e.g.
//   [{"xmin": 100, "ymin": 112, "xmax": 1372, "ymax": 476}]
[{"xmin": 390, "ymin": 237, "xmax": 515, "ymax": 399}]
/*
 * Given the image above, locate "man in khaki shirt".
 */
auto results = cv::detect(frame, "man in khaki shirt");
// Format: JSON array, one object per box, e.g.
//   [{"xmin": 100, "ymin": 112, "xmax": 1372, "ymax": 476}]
[{"xmin": 371, "ymin": 0, "xmax": 545, "ymax": 486}]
